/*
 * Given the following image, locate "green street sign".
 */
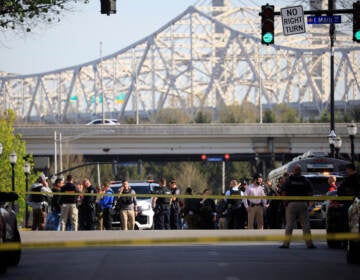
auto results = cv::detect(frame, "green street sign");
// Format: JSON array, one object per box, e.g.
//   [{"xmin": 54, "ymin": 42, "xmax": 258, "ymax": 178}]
[
  {"xmin": 262, "ymin": 32, "xmax": 274, "ymax": 44},
  {"xmin": 355, "ymin": 30, "xmax": 360, "ymax": 41}
]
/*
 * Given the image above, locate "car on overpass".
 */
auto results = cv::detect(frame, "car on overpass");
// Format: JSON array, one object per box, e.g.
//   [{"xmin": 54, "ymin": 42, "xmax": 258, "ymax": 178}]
[
  {"xmin": 110, "ymin": 180, "xmax": 159, "ymax": 230},
  {"xmin": 86, "ymin": 119, "xmax": 120, "ymax": 125}
]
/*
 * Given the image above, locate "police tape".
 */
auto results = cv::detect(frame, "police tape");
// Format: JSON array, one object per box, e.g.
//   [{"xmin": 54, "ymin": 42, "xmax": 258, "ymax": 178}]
[
  {"xmin": 17, "ymin": 191, "xmax": 356, "ymax": 201},
  {"xmin": 1, "ymin": 232, "xmax": 360, "ymax": 250}
]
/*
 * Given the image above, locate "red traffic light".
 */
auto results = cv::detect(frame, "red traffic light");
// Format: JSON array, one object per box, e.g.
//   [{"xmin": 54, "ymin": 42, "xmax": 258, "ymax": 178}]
[
  {"xmin": 201, "ymin": 154, "xmax": 207, "ymax": 161},
  {"xmin": 224, "ymin": 154, "xmax": 230, "ymax": 161}
]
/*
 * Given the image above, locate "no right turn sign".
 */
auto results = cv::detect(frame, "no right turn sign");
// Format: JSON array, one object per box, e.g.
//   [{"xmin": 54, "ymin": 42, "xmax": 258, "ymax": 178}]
[{"xmin": 281, "ymin": 6, "xmax": 306, "ymax": 36}]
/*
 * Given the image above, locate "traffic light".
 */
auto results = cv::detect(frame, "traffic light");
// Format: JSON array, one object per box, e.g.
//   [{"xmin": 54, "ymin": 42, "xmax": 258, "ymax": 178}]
[
  {"xmin": 353, "ymin": 1, "xmax": 360, "ymax": 42},
  {"xmin": 101, "ymin": 0, "xmax": 116, "ymax": 16},
  {"xmin": 224, "ymin": 154, "xmax": 230, "ymax": 161},
  {"xmin": 201, "ymin": 154, "xmax": 207, "ymax": 161},
  {"xmin": 261, "ymin": 4, "xmax": 275, "ymax": 45}
]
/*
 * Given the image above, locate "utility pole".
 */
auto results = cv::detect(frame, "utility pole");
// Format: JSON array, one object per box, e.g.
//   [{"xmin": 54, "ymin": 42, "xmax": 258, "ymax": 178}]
[{"xmin": 329, "ymin": 0, "xmax": 336, "ymax": 158}]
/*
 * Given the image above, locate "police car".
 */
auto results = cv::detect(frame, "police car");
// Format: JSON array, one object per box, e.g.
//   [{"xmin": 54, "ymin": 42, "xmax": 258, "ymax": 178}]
[
  {"xmin": 0, "ymin": 192, "xmax": 21, "ymax": 274},
  {"xmin": 110, "ymin": 180, "xmax": 159, "ymax": 230}
]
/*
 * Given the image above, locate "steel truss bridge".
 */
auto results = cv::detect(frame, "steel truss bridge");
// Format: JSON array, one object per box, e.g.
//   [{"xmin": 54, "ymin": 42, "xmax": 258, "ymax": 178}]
[{"xmin": 1, "ymin": 0, "xmax": 360, "ymax": 123}]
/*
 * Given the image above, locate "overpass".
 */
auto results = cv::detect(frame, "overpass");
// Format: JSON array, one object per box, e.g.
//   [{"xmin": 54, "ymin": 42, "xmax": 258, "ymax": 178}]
[{"xmin": 15, "ymin": 123, "xmax": 359, "ymax": 164}]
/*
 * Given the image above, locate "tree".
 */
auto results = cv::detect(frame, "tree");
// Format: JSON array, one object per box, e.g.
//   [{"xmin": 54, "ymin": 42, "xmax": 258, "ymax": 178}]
[
  {"xmin": 0, "ymin": 0, "xmax": 88, "ymax": 32},
  {"xmin": 0, "ymin": 109, "xmax": 36, "ymax": 226},
  {"xmin": 263, "ymin": 109, "xmax": 276, "ymax": 123}
]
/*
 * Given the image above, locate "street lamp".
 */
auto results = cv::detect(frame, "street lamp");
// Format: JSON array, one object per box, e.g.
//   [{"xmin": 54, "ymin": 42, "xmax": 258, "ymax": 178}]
[
  {"xmin": 347, "ymin": 122, "xmax": 358, "ymax": 164},
  {"xmin": 334, "ymin": 136, "xmax": 342, "ymax": 159},
  {"xmin": 24, "ymin": 162, "xmax": 31, "ymax": 228},
  {"xmin": 9, "ymin": 151, "xmax": 17, "ymax": 209},
  {"xmin": 328, "ymin": 130, "xmax": 336, "ymax": 158}
]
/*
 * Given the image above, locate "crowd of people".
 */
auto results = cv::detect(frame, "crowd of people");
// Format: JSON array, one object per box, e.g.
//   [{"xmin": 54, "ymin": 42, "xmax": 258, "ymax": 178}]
[{"xmin": 26, "ymin": 163, "xmax": 360, "ymax": 242}]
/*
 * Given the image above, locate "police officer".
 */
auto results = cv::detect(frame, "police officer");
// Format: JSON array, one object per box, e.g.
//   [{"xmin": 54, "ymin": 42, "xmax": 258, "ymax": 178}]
[
  {"xmin": 169, "ymin": 179, "xmax": 181, "ymax": 229},
  {"xmin": 81, "ymin": 178, "xmax": 97, "ymax": 230},
  {"xmin": 152, "ymin": 178, "xmax": 172, "ymax": 229},
  {"xmin": 337, "ymin": 163, "xmax": 360, "ymax": 231},
  {"xmin": 118, "ymin": 179, "xmax": 137, "ymax": 230},
  {"xmin": 279, "ymin": 164, "xmax": 316, "ymax": 249}
]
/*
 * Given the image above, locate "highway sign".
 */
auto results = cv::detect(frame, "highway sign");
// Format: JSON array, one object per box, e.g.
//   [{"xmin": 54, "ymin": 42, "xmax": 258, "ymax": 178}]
[
  {"xmin": 281, "ymin": 6, "xmax": 306, "ymax": 36},
  {"xmin": 307, "ymin": 15, "xmax": 342, "ymax": 24}
]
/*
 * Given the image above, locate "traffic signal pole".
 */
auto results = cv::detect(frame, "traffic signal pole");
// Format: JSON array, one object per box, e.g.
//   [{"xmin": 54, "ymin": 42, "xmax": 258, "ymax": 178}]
[
  {"xmin": 329, "ymin": 0, "xmax": 336, "ymax": 158},
  {"xmin": 260, "ymin": 2, "xmax": 358, "ymax": 157}
]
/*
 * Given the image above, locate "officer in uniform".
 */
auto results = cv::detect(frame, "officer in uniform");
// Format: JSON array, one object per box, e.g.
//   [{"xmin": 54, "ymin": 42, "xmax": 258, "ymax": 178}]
[
  {"xmin": 152, "ymin": 178, "xmax": 172, "ymax": 229},
  {"xmin": 81, "ymin": 178, "xmax": 97, "ymax": 230},
  {"xmin": 169, "ymin": 179, "xmax": 181, "ymax": 229},
  {"xmin": 279, "ymin": 164, "xmax": 316, "ymax": 249}
]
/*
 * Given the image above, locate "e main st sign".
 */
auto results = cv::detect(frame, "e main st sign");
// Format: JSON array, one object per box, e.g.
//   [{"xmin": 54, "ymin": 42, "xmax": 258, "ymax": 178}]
[{"xmin": 281, "ymin": 6, "xmax": 306, "ymax": 36}]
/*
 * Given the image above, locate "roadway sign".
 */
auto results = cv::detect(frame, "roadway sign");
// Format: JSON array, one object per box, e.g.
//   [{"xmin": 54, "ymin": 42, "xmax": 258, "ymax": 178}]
[
  {"xmin": 281, "ymin": 6, "xmax": 306, "ymax": 36},
  {"xmin": 307, "ymin": 15, "xmax": 342, "ymax": 24}
]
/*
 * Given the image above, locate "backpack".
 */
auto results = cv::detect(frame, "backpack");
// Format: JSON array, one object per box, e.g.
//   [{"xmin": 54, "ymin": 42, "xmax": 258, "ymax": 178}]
[{"xmin": 30, "ymin": 184, "xmax": 47, "ymax": 203}]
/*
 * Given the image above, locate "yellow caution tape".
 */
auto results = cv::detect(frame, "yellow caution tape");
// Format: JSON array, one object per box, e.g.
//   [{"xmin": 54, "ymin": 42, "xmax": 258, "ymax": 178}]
[
  {"xmin": 18, "ymin": 190, "xmax": 355, "ymax": 201},
  {"xmin": 1, "ymin": 232, "xmax": 359, "ymax": 251}
]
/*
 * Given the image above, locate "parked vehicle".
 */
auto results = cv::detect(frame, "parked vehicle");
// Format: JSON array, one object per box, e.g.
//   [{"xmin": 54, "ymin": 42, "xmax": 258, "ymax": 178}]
[
  {"xmin": 0, "ymin": 192, "xmax": 21, "ymax": 274},
  {"xmin": 347, "ymin": 196, "xmax": 360, "ymax": 264},
  {"xmin": 110, "ymin": 180, "xmax": 158, "ymax": 230},
  {"xmin": 268, "ymin": 151, "xmax": 348, "ymax": 228}
]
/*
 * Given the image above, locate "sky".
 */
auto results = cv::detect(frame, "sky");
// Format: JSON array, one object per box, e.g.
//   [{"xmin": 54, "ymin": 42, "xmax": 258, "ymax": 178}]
[{"xmin": 0, "ymin": 0, "xmax": 293, "ymax": 75}]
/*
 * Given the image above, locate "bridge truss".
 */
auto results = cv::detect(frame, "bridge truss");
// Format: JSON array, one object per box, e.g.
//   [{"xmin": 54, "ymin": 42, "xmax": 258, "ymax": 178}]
[{"xmin": 1, "ymin": 0, "xmax": 360, "ymax": 123}]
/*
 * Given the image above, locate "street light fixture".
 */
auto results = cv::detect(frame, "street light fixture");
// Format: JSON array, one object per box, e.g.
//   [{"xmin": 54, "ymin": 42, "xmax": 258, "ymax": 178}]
[
  {"xmin": 9, "ymin": 151, "xmax": 17, "ymax": 209},
  {"xmin": 347, "ymin": 122, "xmax": 358, "ymax": 164},
  {"xmin": 24, "ymin": 162, "xmax": 31, "ymax": 228},
  {"xmin": 328, "ymin": 130, "xmax": 336, "ymax": 158},
  {"xmin": 334, "ymin": 136, "xmax": 342, "ymax": 159}
]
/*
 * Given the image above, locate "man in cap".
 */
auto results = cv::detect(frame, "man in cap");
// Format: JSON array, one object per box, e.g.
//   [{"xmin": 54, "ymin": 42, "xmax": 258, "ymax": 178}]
[
  {"xmin": 243, "ymin": 173, "xmax": 267, "ymax": 229},
  {"xmin": 28, "ymin": 173, "xmax": 52, "ymax": 230}
]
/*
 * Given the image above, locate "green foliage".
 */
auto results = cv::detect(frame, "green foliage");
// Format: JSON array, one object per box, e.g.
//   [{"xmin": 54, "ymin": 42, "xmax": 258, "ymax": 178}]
[
  {"xmin": 194, "ymin": 110, "xmax": 212, "ymax": 123},
  {"xmin": 156, "ymin": 108, "xmax": 191, "ymax": 124},
  {"xmin": 0, "ymin": 110, "xmax": 36, "ymax": 226},
  {"xmin": 0, "ymin": 0, "xmax": 89, "ymax": 32},
  {"xmin": 263, "ymin": 109, "xmax": 275, "ymax": 123}
]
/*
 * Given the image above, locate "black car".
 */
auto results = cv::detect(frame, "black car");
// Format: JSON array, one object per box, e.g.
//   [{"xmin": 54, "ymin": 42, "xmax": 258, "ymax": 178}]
[
  {"xmin": 347, "ymin": 196, "xmax": 360, "ymax": 264},
  {"xmin": 0, "ymin": 192, "xmax": 21, "ymax": 274}
]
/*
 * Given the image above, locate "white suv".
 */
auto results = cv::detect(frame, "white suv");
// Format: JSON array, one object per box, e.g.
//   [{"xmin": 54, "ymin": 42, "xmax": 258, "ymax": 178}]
[{"xmin": 110, "ymin": 181, "xmax": 158, "ymax": 230}]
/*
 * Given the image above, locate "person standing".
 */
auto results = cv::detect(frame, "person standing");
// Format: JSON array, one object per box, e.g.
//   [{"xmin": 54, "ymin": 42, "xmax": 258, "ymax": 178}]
[
  {"xmin": 28, "ymin": 173, "xmax": 52, "ymax": 231},
  {"xmin": 337, "ymin": 163, "xmax": 360, "ymax": 231},
  {"xmin": 152, "ymin": 178, "xmax": 172, "ymax": 229},
  {"xmin": 182, "ymin": 187, "xmax": 200, "ymax": 229},
  {"xmin": 327, "ymin": 175, "xmax": 337, "ymax": 192},
  {"xmin": 243, "ymin": 174, "xmax": 267, "ymax": 229},
  {"xmin": 226, "ymin": 180, "xmax": 245, "ymax": 229},
  {"xmin": 81, "ymin": 178, "xmax": 97, "ymax": 230},
  {"xmin": 199, "ymin": 189, "xmax": 216, "ymax": 229},
  {"xmin": 169, "ymin": 179, "xmax": 181, "ymax": 229},
  {"xmin": 118, "ymin": 180, "xmax": 137, "ymax": 230},
  {"xmin": 59, "ymin": 174, "xmax": 80, "ymax": 231},
  {"xmin": 279, "ymin": 164, "xmax": 316, "ymax": 249},
  {"xmin": 46, "ymin": 177, "xmax": 63, "ymax": 231},
  {"xmin": 99, "ymin": 182, "xmax": 114, "ymax": 230}
]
